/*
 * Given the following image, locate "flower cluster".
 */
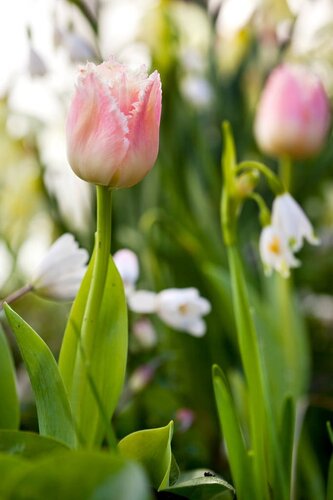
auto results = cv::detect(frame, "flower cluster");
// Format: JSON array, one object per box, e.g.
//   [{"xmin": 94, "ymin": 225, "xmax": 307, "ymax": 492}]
[
  {"xmin": 113, "ymin": 249, "xmax": 211, "ymax": 337},
  {"xmin": 259, "ymin": 193, "xmax": 319, "ymax": 278}
]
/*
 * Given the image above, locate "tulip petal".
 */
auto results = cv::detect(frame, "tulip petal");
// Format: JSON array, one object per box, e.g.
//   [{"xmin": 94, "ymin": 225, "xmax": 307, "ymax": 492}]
[
  {"xmin": 117, "ymin": 71, "xmax": 162, "ymax": 188},
  {"xmin": 66, "ymin": 70, "xmax": 129, "ymax": 186}
]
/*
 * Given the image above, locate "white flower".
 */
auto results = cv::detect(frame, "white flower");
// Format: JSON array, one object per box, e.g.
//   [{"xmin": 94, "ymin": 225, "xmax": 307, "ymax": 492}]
[
  {"xmin": 128, "ymin": 288, "xmax": 211, "ymax": 337},
  {"xmin": 30, "ymin": 233, "xmax": 89, "ymax": 300},
  {"xmin": 259, "ymin": 225, "xmax": 300, "ymax": 278},
  {"xmin": 272, "ymin": 193, "xmax": 319, "ymax": 252},
  {"xmin": 113, "ymin": 249, "xmax": 139, "ymax": 297}
]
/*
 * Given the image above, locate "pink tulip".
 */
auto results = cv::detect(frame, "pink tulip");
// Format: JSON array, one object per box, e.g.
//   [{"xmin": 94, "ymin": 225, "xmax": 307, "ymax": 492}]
[
  {"xmin": 66, "ymin": 58, "xmax": 162, "ymax": 188},
  {"xmin": 254, "ymin": 64, "xmax": 331, "ymax": 159}
]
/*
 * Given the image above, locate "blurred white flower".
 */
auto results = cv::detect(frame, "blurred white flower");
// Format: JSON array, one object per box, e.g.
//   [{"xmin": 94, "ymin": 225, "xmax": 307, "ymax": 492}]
[
  {"xmin": 272, "ymin": 193, "xmax": 319, "ymax": 252},
  {"xmin": 55, "ymin": 29, "xmax": 97, "ymax": 63},
  {"xmin": 259, "ymin": 225, "xmax": 300, "ymax": 278},
  {"xmin": 128, "ymin": 362, "xmax": 156, "ymax": 393},
  {"xmin": 28, "ymin": 47, "xmax": 48, "ymax": 77},
  {"xmin": 133, "ymin": 317, "xmax": 157, "ymax": 349},
  {"xmin": 128, "ymin": 287, "xmax": 211, "ymax": 337},
  {"xmin": 180, "ymin": 74, "xmax": 213, "ymax": 109},
  {"xmin": 31, "ymin": 233, "xmax": 89, "ymax": 300},
  {"xmin": 113, "ymin": 249, "xmax": 139, "ymax": 296},
  {"xmin": 214, "ymin": 0, "xmax": 259, "ymax": 38}
]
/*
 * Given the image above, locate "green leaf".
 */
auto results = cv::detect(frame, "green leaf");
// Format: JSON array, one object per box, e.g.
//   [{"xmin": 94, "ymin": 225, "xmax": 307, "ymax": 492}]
[
  {"xmin": 0, "ymin": 430, "xmax": 68, "ymax": 458},
  {"xmin": 327, "ymin": 454, "xmax": 333, "ymax": 500},
  {"xmin": 0, "ymin": 453, "xmax": 32, "ymax": 498},
  {"xmin": 59, "ymin": 255, "xmax": 128, "ymax": 447},
  {"xmin": 279, "ymin": 397, "xmax": 295, "ymax": 485},
  {"xmin": 0, "ymin": 324, "xmax": 19, "ymax": 429},
  {"xmin": 4, "ymin": 304, "xmax": 76, "ymax": 449},
  {"xmin": 118, "ymin": 421, "xmax": 173, "ymax": 491},
  {"xmin": 9, "ymin": 450, "xmax": 151, "ymax": 500},
  {"xmin": 212, "ymin": 364, "xmax": 254, "ymax": 500},
  {"xmin": 164, "ymin": 469, "xmax": 235, "ymax": 499}
]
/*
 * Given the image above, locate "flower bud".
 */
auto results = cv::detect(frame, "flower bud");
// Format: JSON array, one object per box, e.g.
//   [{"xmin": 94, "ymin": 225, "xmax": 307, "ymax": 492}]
[
  {"xmin": 66, "ymin": 58, "xmax": 162, "ymax": 188},
  {"xmin": 254, "ymin": 64, "xmax": 331, "ymax": 159}
]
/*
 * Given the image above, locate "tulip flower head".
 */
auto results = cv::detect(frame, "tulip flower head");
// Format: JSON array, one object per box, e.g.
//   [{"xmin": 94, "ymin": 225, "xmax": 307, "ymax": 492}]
[
  {"xmin": 31, "ymin": 233, "xmax": 89, "ymax": 300},
  {"xmin": 272, "ymin": 193, "xmax": 319, "ymax": 252},
  {"xmin": 254, "ymin": 64, "xmax": 331, "ymax": 159},
  {"xmin": 128, "ymin": 287, "xmax": 211, "ymax": 337},
  {"xmin": 66, "ymin": 58, "xmax": 162, "ymax": 188},
  {"xmin": 259, "ymin": 225, "xmax": 300, "ymax": 278}
]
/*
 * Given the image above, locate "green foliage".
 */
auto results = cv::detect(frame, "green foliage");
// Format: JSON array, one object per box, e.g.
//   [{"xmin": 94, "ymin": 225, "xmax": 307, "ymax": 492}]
[
  {"xmin": 213, "ymin": 365, "xmax": 254, "ymax": 499},
  {"xmin": 118, "ymin": 421, "xmax": 174, "ymax": 491},
  {"xmin": 4, "ymin": 304, "xmax": 76, "ymax": 448},
  {"xmin": 59, "ymin": 254, "xmax": 128, "ymax": 447},
  {"xmin": 0, "ymin": 324, "xmax": 19, "ymax": 430},
  {"xmin": 0, "ymin": 450, "xmax": 151, "ymax": 500},
  {"xmin": 0, "ymin": 430, "xmax": 67, "ymax": 458},
  {"xmin": 164, "ymin": 468, "xmax": 235, "ymax": 499}
]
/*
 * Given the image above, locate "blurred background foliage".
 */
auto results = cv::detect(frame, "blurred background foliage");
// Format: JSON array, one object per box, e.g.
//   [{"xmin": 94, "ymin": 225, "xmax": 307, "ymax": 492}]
[{"xmin": 0, "ymin": 0, "xmax": 333, "ymax": 494}]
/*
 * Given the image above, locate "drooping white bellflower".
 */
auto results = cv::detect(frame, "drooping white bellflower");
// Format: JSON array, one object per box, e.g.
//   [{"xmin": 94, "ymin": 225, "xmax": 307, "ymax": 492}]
[
  {"xmin": 272, "ymin": 193, "xmax": 319, "ymax": 252},
  {"xmin": 30, "ymin": 233, "xmax": 89, "ymax": 300},
  {"xmin": 128, "ymin": 287, "xmax": 211, "ymax": 337},
  {"xmin": 259, "ymin": 225, "xmax": 300, "ymax": 278}
]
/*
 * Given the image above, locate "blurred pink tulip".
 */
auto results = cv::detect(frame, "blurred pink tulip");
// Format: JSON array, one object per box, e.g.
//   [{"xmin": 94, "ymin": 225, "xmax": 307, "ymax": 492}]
[
  {"xmin": 66, "ymin": 58, "xmax": 162, "ymax": 188},
  {"xmin": 254, "ymin": 64, "xmax": 331, "ymax": 159}
]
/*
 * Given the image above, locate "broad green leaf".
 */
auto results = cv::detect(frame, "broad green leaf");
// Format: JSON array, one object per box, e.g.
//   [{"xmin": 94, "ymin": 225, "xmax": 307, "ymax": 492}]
[
  {"xmin": 118, "ymin": 421, "xmax": 173, "ymax": 491},
  {"xmin": 4, "ymin": 304, "xmax": 76, "ymax": 449},
  {"xmin": 212, "ymin": 365, "xmax": 254, "ymax": 500},
  {"xmin": 0, "ymin": 430, "xmax": 67, "ymax": 458},
  {"xmin": 0, "ymin": 324, "xmax": 19, "ymax": 429},
  {"xmin": 164, "ymin": 468, "xmax": 235, "ymax": 499},
  {"xmin": 59, "ymin": 255, "xmax": 128, "ymax": 447},
  {"xmin": 9, "ymin": 450, "xmax": 151, "ymax": 500},
  {"xmin": 0, "ymin": 453, "xmax": 31, "ymax": 498}
]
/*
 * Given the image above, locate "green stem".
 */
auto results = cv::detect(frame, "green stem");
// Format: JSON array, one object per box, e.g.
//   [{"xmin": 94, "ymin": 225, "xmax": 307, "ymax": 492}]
[
  {"xmin": 248, "ymin": 193, "xmax": 271, "ymax": 227},
  {"xmin": 81, "ymin": 186, "xmax": 112, "ymax": 354},
  {"xmin": 237, "ymin": 161, "xmax": 284, "ymax": 195},
  {"xmin": 227, "ymin": 244, "xmax": 269, "ymax": 500},
  {"xmin": 0, "ymin": 284, "xmax": 33, "ymax": 309},
  {"xmin": 279, "ymin": 156, "xmax": 292, "ymax": 192}
]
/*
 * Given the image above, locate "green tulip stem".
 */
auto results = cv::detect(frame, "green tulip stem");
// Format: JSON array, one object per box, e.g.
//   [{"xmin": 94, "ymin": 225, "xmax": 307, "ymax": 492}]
[{"xmin": 81, "ymin": 185, "xmax": 112, "ymax": 353}]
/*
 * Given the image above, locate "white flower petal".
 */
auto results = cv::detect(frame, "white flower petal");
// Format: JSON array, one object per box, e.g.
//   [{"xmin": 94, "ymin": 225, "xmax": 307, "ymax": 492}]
[
  {"xmin": 113, "ymin": 249, "xmax": 139, "ymax": 294},
  {"xmin": 155, "ymin": 287, "xmax": 211, "ymax": 337},
  {"xmin": 128, "ymin": 290, "xmax": 157, "ymax": 314},
  {"xmin": 259, "ymin": 225, "xmax": 300, "ymax": 278},
  {"xmin": 31, "ymin": 233, "xmax": 89, "ymax": 301},
  {"xmin": 272, "ymin": 193, "xmax": 319, "ymax": 252}
]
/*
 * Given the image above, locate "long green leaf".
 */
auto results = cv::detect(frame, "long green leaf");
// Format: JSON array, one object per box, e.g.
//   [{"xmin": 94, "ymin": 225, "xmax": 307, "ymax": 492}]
[
  {"xmin": 118, "ymin": 421, "xmax": 173, "ymax": 491},
  {"xmin": 0, "ymin": 324, "xmax": 19, "ymax": 429},
  {"xmin": 212, "ymin": 364, "xmax": 254, "ymax": 500},
  {"xmin": 59, "ymin": 255, "xmax": 128, "ymax": 447},
  {"xmin": 4, "ymin": 304, "xmax": 76, "ymax": 448},
  {"xmin": 0, "ymin": 453, "xmax": 32, "ymax": 498},
  {"xmin": 0, "ymin": 430, "xmax": 67, "ymax": 458},
  {"xmin": 7, "ymin": 450, "xmax": 151, "ymax": 500}
]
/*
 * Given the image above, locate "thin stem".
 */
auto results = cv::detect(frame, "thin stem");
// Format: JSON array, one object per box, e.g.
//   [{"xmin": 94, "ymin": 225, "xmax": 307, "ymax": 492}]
[
  {"xmin": 248, "ymin": 193, "xmax": 271, "ymax": 227},
  {"xmin": 81, "ymin": 185, "xmax": 112, "ymax": 354},
  {"xmin": 0, "ymin": 284, "xmax": 33, "ymax": 309},
  {"xmin": 227, "ymin": 245, "xmax": 269, "ymax": 500},
  {"xmin": 279, "ymin": 156, "xmax": 292, "ymax": 192},
  {"xmin": 237, "ymin": 161, "xmax": 284, "ymax": 195}
]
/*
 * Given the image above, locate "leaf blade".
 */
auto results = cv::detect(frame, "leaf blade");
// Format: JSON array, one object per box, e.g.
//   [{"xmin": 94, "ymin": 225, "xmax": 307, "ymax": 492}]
[{"xmin": 4, "ymin": 304, "xmax": 76, "ymax": 448}]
